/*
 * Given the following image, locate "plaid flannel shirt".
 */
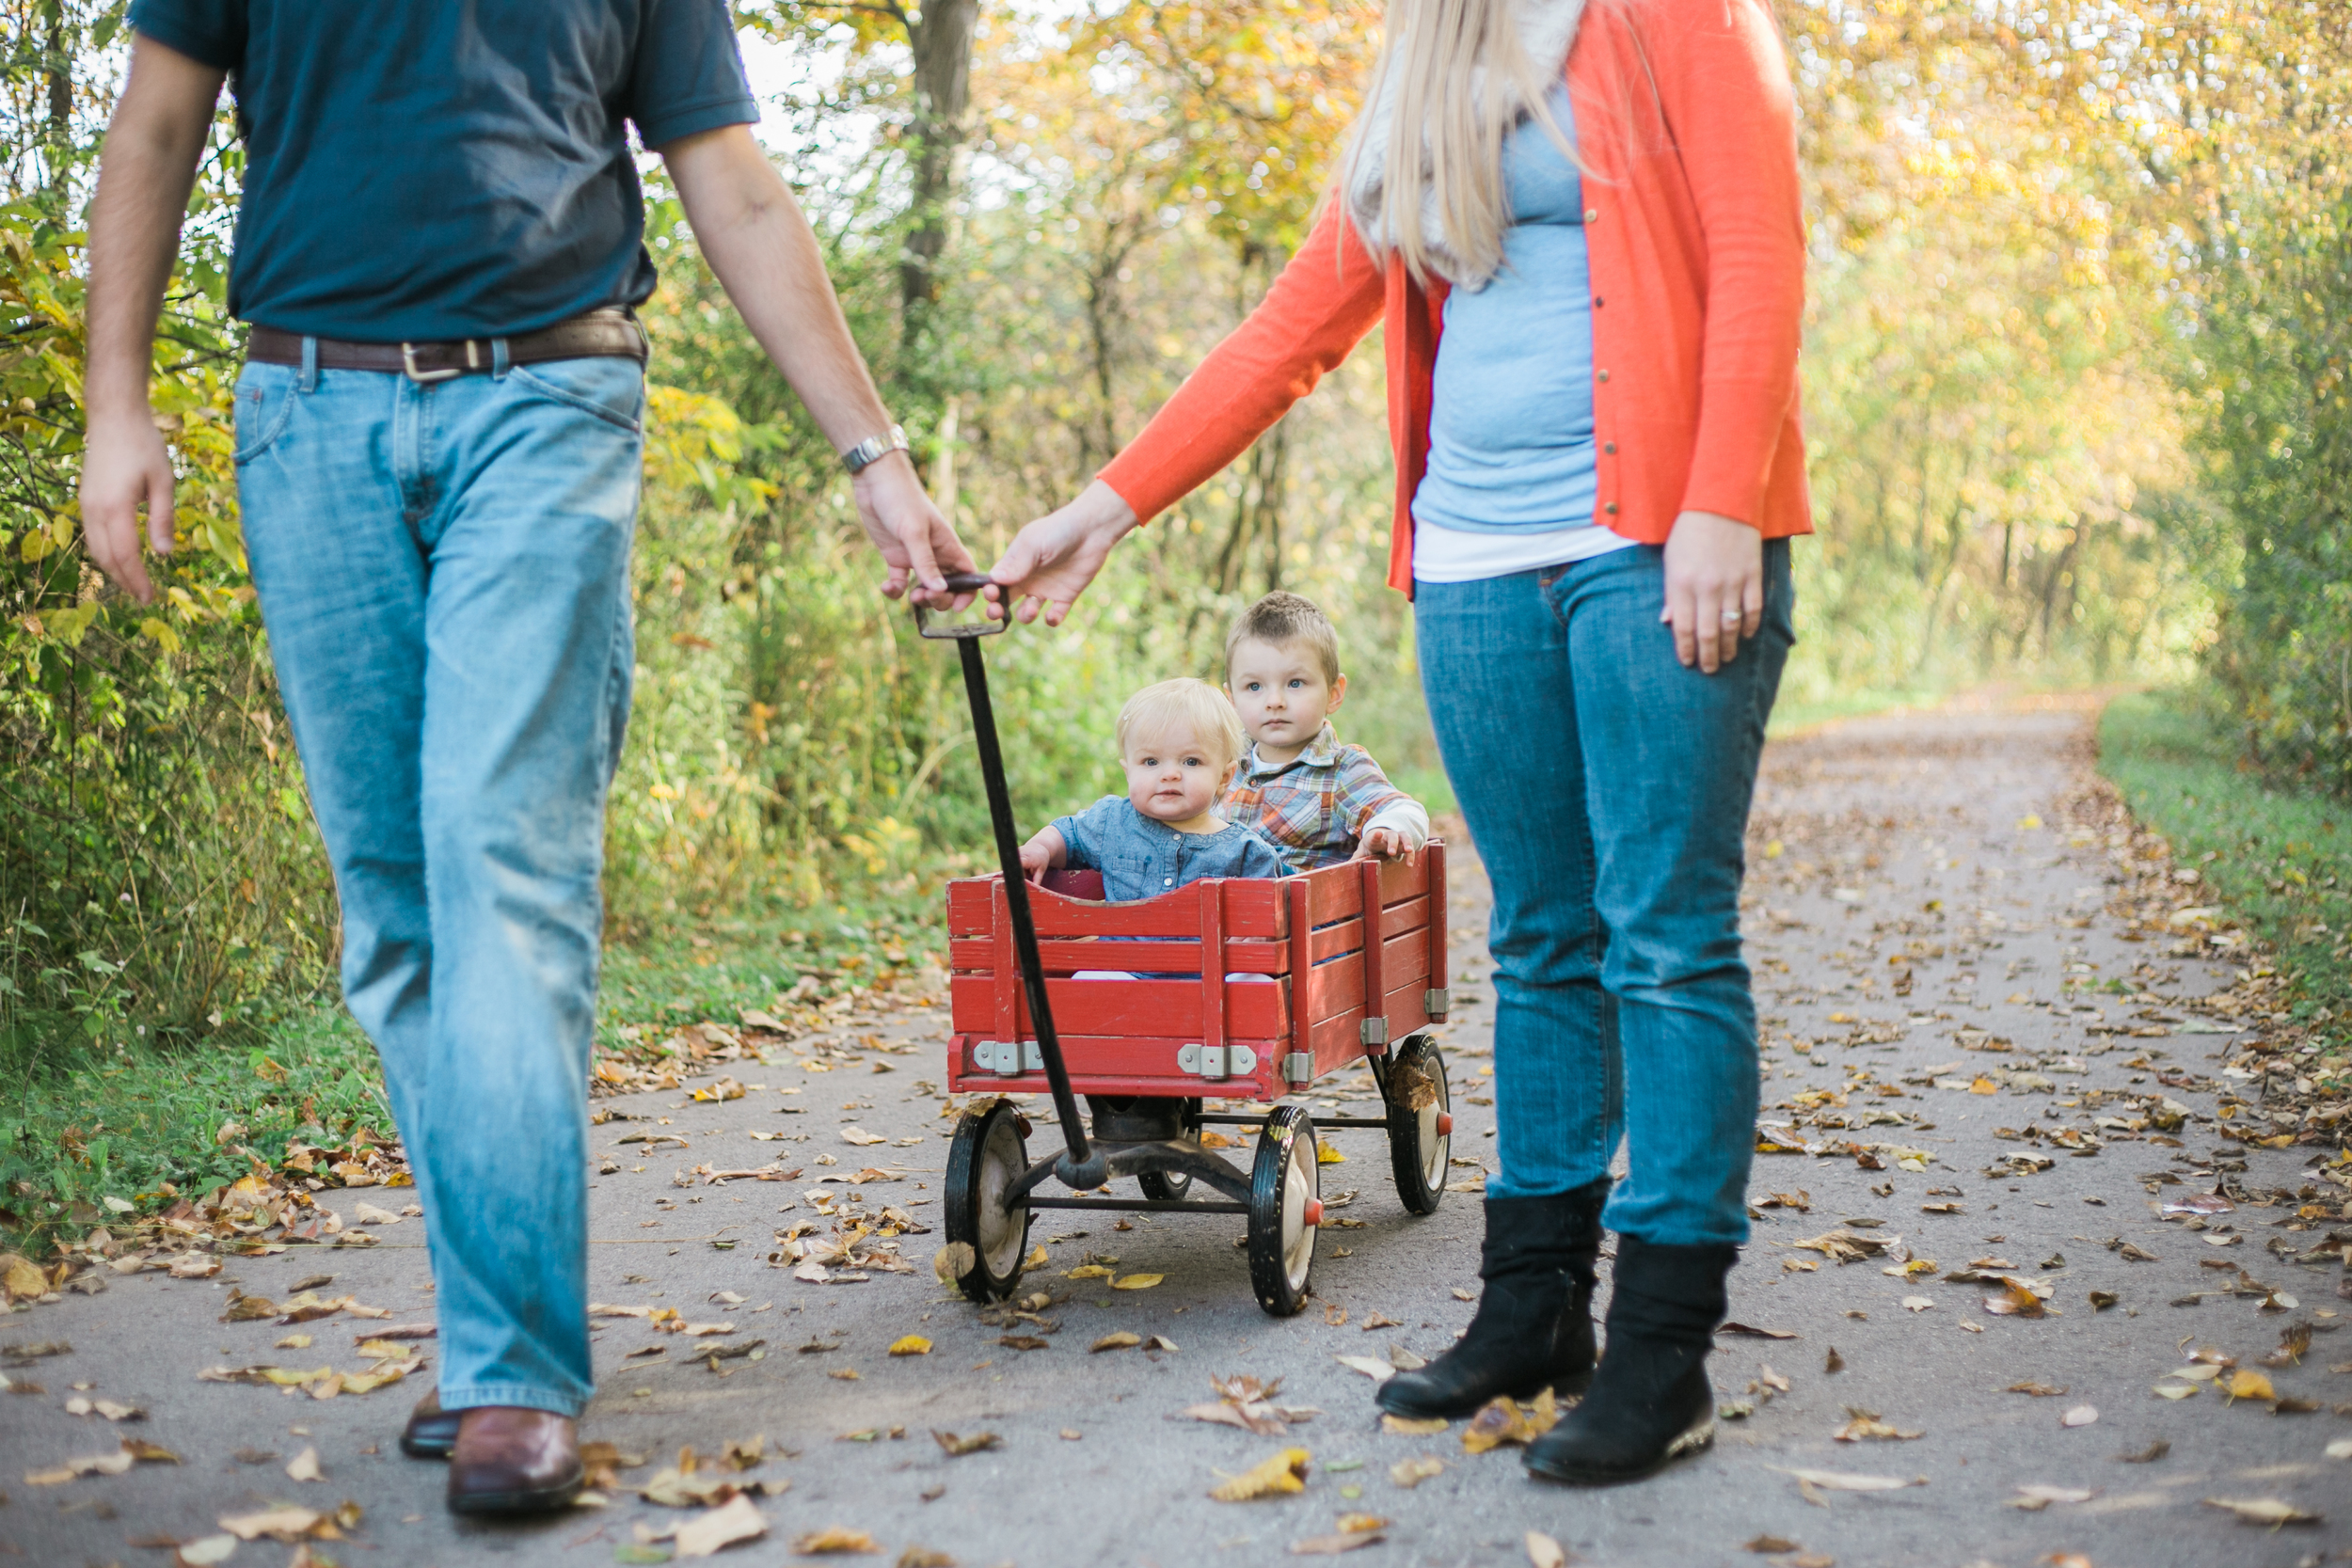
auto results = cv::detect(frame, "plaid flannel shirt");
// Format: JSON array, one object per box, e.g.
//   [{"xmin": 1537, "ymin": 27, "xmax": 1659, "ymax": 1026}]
[{"xmin": 1221, "ymin": 722, "xmax": 1412, "ymax": 872}]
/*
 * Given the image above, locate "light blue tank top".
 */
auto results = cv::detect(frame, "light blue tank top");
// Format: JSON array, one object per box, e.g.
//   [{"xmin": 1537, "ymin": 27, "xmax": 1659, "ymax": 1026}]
[{"xmin": 1410, "ymin": 87, "xmax": 1603, "ymax": 537}]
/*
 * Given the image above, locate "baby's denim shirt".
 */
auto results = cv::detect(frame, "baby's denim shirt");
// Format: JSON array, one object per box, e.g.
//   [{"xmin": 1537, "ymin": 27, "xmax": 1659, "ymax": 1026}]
[{"xmin": 1050, "ymin": 796, "xmax": 1288, "ymax": 902}]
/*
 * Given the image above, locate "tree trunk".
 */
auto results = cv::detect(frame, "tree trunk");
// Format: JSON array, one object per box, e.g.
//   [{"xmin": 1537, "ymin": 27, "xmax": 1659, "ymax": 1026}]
[{"xmin": 898, "ymin": 0, "xmax": 979, "ymax": 344}]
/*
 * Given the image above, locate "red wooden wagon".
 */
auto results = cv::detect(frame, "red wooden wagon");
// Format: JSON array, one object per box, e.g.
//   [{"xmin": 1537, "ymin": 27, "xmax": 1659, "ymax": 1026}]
[{"xmin": 938, "ymin": 850, "xmax": 1458, "ymax": 1315}]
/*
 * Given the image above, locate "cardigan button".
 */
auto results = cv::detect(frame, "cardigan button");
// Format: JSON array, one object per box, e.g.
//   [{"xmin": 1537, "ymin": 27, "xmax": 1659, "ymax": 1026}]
[
  {"xmin": 1597, "ymin": 369, "xmax": 1610, "ymax": 383},
  {"xmin": 1603, "ymin": 442, "xmax": 1616, "ymax": 454},
  {"xmin": 1605, "ymin": 502, "xmax": 1620, "ymax": 515},
  {"xmin": 1584, "ymin": 208, "xmax": 1598, "ymax": 222}
]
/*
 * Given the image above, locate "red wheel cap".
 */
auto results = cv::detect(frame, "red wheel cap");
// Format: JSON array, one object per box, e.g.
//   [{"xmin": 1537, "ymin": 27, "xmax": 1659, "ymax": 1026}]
[
  {"xmin": 1435, "ymin": 1113, "xmax": 1454, "ymax": 1136},
  {"xmin": 1302, "ymin": 1198, "xmax": 1324, "ymax": 1227}
]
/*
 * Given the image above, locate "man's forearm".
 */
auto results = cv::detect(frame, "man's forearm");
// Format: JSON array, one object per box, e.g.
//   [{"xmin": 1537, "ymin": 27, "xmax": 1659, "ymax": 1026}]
[
  {"xmin": 86, "ymin": 41, "xmax": 221, "ymax": 421},
  {"xmin": 664, "ymin": 129, "xmax": 897, "ymax": 454}
]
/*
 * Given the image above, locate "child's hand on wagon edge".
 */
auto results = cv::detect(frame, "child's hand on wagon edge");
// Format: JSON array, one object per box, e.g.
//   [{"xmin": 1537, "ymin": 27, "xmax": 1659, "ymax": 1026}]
[
  {"xmin": 1017, "ymin": 828, "xmax": 1065, "ymax": 882},
  {"xmin": 1353, "ymin": 827, "xmax": 1418, "ymax": 864}
]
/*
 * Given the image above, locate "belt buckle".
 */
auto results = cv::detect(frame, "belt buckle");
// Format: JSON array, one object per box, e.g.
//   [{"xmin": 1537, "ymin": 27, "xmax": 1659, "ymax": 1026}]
[{"xmin": 402, "ymin": 341, "xmax": 477, "ymax": 384}]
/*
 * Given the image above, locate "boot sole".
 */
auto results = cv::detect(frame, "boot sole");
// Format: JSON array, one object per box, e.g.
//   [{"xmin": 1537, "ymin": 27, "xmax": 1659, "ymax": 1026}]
[
  {"xmin": 446, "ymin": 1470, "xmax": 585, "ymax": 1518},
  {"xmin": 1374, "ymin": 1366, "xmax": 1595, "ymax": 1420},
  {"xmin": 401, "ymin": 1422, "xmax": 458, "ymax": 1461},
  {"xmin": 1522, "ymin": 1412, "xmax": 1716, "ymax": 1487}
]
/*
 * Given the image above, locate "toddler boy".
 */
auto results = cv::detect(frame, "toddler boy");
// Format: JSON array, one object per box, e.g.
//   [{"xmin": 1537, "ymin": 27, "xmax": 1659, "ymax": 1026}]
[
  {"xmin": 1222, "ymin": 592, "xmax": 1428, "ymax": 870},
  {"xmin": 1019, "ymin": 676, "xmax": 1286, "ymax": 900}
]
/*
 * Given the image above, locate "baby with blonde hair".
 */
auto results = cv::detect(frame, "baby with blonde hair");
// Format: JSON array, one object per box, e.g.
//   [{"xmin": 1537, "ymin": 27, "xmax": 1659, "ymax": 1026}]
[{"xmin": 1019, "ymin": 677, "xmax": 1286, "ymax": 900}]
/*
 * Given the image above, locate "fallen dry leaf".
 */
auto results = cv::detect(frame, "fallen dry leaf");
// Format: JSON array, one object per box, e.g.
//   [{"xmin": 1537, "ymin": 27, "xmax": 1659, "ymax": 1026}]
[
  {"xmin": 1771, "ymin": 1466, "xmax": 1922, "ymax": 1494},
  {"xmin": 1090, "ymin": 1332, "xmax": 1140, "ymax": 1354},
  {"xmin": 675, "ymin": 1494, "xmax": 769, "ymax": 1558},
  {"xmin": 932, "ymin": 1243, "xmax": 975, "ymax": 1283},
  {"xmin": 2224, "ymin": 1370, "xmax": 2277, "ymax": 1404},
  {"xmin": 931, "ymin": 1431, "xmax": 1000, "ymax": 1457},
  {"xmin": 2202, "ymin": 1497, "xmax": 2321, "ymax": 1527},
  {"xmin": 2005, "ymin": 1381, "xmax": 2067, "ymax": 1397},
  {"xmin": 218, "ymin": 1506, "xmax": 324, "ymax": 1543},
  {"xmin": 1111, "ymin": 1273, "xmax": 1164, "ymax": 1291},
  {"xmin": 1744, "ymin": 1539, "xmax": 1801, "ymax": 1555},
  {"xmin": 1524, "ymin": 1530, "xmax": 1565, "ymax": 1568},
  {"xmin": 1834, "ymin": 1409, "xmax": 1922, "ymax": 1442},
  {"xmin": 1382, "ymin": 1415, "xmax": 1448, "ymax": 1437},
  {"xmin": 2060, "ymin": 1404, "xmax": 2098, "ymax": 1428},
  {"xmin": 175, "ymin": 1536, "xmax": 238, "ymax": 1566},
  {"xmin": 1211, "ymin": 1447, "xmax": 1311, "ymax": 1501},
  {"xmin": 888, "ymin": 1336, "xmax": 931, "ymax": 1357},
  {"xmin": 1333, "ymin": 1354, "xmax": 1394, "ymax": 1383},
  {"xmin": 791, "ymin": 1526, "xmax": 882, "ymax": 1555},
  {"xmin": 1290, "ymin": 1533, "xmax": 1382, "ymax": 1557},
  {"xmin": 1718, "ymin": 1323, "xmax": 1800, "ymax": 1339},
  {"xmin": 285, "ymin": 1446, "xmax": 322, "ymax": 1482},
  {"xmin": 1390, "ymin": 1455, "xmax": 1445, "ymax": 1488},
  {"xmin": 2010, "ymin": 1483, "xmax": 2095, "ymax": 1510},
  {"xmin": 1461, "ymin": 1390, "xmax": 1558, "ymax": 1454}
]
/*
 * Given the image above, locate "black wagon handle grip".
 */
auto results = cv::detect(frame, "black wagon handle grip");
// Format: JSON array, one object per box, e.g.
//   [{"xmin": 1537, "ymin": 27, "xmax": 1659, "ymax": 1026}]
[{"xmin": 913, "ymin": 573, "xmax": 1005, "ymax": 640}]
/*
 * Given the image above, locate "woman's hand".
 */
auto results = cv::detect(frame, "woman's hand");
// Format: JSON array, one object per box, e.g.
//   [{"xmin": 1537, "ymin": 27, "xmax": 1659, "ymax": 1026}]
[
  {"xmin": 1660, "ymin": 509, "xmax": 1763, "ymax": 673},
  {"xmin": 988, "ymin": 480, "xmax": 1139, "ymax": 626}
]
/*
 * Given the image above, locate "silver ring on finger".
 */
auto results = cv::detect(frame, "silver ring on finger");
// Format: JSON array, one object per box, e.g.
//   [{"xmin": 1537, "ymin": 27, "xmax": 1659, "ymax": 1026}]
[{"xmin": 1720, "ymin": 610, "xmax": 1743, "ymax": 625}]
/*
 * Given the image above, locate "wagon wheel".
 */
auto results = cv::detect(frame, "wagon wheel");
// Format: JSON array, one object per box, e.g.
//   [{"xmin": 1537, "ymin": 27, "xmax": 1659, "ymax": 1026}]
[
  {"xmin": 1137, "ymin": 1098, "xmax": 1204, "ymax": 1200},
  {"xmin": 1383, "ymin": 1033, "xmax": 1452, "ymax": 1216},
  {"xmin": 943, "ymin": 1100, "xmax": 1033, "ymax": 1304},
  {"xmin": 1247, "ymin": 1106, "xmax": 1320, "ymax": 1316}
]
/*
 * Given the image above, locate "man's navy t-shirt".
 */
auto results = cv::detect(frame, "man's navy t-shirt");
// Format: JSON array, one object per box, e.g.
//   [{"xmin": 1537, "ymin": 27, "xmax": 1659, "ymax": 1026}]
[{"xmin": 127, "ymin": 0, "xmax": 758, "ymax": 341}]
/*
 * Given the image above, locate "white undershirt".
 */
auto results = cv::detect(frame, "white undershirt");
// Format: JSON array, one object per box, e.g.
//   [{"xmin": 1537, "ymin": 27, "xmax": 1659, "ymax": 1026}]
[{"xmin": 1410, "ymin": 517, "xmax": 1641, "ymax": 583}]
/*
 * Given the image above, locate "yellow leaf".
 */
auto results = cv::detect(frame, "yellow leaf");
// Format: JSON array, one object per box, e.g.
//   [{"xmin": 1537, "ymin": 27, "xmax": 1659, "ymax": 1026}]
[
  {"xmin": 1111, "ymin": 1273, "xmax": 1164, "ymax": 1291},
  {"xmin": 1211, "ymin": 1448, "xmax": 1311, "ymax": 1501},
  {"xmin": 1460, "ymin": 1390, "xmax": 1558, "ymax": 1454},
  {"xmin": 1380, "ymin": 1415, "xmax": 1447, "ymax": 1436},
  {"xmin": 2224, "ymin": 1370, "xmax": 2275, "ymax": 1403},
  {"xmin": 788, "ymin": 1526, "xmax": 880, "ymax": 1554},
  {"xmin": 1763, "ymin": 839, "xmax": 1785, "ymax": 859},
  {"xmin": 1020, "ymin": 1245, "xmax": 1049, "ymax": 1272},
  {"xmin": 1090, "ymin": 1332, "xmax": 1141, "ymax": 1353},
  {"xmin": 1316, "ymin": 1141, "xmax": 1346, "ymax": 1164},
  {"xmin": 1389, "ymin": 1455, "xmax": 1445, "ymax": 1487},
  {"xmin": 888, "ymin": 1336, "xmax": 932, "ymax": 1357},
  {"xmin": 1064, "ymin": 1264, "xmax": 1114, "ymax": 1280}
]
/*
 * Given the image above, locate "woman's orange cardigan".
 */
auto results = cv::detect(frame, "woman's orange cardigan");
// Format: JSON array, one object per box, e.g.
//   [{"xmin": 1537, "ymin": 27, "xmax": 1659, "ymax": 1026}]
[{"xmin": 1097, "ymin": 0, "xmax": 1812, "ymax": 595}]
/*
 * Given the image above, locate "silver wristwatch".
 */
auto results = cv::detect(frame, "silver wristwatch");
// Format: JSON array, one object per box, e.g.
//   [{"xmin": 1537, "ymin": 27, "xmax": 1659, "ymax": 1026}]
[{"xmin": 839, "ymin": 423, "xmax": 910, "ymax": 476}]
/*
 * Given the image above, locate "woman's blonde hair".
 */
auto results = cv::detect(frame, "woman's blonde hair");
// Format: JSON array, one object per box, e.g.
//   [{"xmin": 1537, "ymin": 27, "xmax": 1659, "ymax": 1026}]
[
  {"xmin": 1116, "ymin": 678, "xmax": 1247, "ymax": 771},
  {"xmin": 1344, "ymin": 0, "xmax": 1586, "ymax": 286}
]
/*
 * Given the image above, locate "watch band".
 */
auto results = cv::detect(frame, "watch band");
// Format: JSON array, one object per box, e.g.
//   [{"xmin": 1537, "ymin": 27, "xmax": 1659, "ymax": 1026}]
[{"xmin": 840, "ymin": 423, "xmax": 910, "ymax": 475}]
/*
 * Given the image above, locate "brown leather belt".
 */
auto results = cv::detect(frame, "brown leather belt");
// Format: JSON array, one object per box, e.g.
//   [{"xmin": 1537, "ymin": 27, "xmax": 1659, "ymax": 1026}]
[{"xmin": 246, "ymin": 310, "xmax": 647, "ymax": 382}]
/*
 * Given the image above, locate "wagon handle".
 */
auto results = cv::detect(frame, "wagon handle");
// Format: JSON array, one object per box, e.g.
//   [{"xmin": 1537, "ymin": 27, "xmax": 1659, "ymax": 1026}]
[
  {"xmin": 915, "ymin": 582, "xmax": 1106, "ymax": 1192},
  {"xmin": 913, "ymin": 573, "xmax": 1006, "ymax": 640}
]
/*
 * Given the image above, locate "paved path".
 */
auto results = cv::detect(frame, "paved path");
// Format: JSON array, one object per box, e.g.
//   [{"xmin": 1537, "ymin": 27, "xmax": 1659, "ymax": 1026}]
[{"xmin": 6, "ymin": 698, "xmax": 2348, "ymax": 1568}]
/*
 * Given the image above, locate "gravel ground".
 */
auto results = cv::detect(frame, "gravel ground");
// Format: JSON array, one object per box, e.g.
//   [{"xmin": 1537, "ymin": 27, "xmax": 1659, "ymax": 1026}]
[{"xmin": 4, "ymin": 695, "xmax": 2348, "ymax": 1568}]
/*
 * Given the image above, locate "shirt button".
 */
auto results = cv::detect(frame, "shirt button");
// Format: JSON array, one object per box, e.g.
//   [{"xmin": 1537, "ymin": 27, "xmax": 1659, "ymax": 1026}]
[
  {"xmin": 1605, "ymin": 502, "xmax": 1620, "ymax": 515},
  {"xmin": 1584, "ymin": 208, "xmax": 1598, "ymax": 222},
  {"xmin": 1603, "ymin": 441, "xmax": 1617, "ymax": 454},
  {"xmin": 1593, "ymin": 295, "xmax": 1604, "ymax": 307},
  {"xmin": 1597, "ymin": 369, "xmax": 1610, "ymax": 383}
]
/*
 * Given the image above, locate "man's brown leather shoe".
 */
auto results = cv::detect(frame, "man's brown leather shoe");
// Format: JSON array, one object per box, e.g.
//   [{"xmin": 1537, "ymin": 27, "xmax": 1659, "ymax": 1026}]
[
  {"xmin": 401, "ymin": 1389, "xmax": 461, "ymax": 1460},
  {"xmin": 446, "ymin": 1407, "xmax": 583, "ymax": 1517}
]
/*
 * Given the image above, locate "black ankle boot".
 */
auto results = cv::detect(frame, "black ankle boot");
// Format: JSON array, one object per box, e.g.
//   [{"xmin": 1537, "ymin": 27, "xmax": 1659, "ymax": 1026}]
[
  {"xmin": 1523, "ymin": 1234, "xmax": 1735, "ymax": 1485},
  {"xmin": 1375, "ymin": 1182, "xmax": 1608, "ymax": 1419}
]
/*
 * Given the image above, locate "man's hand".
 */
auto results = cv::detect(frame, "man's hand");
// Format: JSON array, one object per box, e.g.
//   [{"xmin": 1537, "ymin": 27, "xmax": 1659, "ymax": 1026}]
[
  {"xmin": 989, "ymin": 479, "xmax": 1139, "ymax": 626},
  {"xmin": 81, "ymin": 412, "xmax": 179, "ymax": 605},
  {"xmin": 80, "ymin": 37, "xmax": 222, "ymax": 605},
  {"xmin": 663, "ymin": 125, "xmax": 975, "ymax": 602},
  {"xmin": 851, "ymin": 451, "xmax": 975, "ymax": 605},
  {"xmin": 1660, "ymin": 508, "xmax": 1764, "ymax": 673}
]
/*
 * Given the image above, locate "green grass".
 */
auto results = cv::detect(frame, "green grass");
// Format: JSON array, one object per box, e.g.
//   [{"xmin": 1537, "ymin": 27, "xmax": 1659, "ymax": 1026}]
[
  {"xmin": 0, "ymin": 1005, "xmax": 392, "ymax": 1243},
  {"xmin": 2098, "ymin": 689, "xmax": 2352, "ymax": 1022},
  {"xmin": 0, "ymin": 879, "xmax": 952, "ymax": 1253}
]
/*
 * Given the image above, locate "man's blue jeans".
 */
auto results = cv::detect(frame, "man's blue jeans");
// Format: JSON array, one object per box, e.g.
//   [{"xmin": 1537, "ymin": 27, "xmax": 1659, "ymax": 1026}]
[
  {"xmin": 1415, "ymin": 542, "xmax": 1792, "ymax": 1247},
  {"xmin": 236, "ymin": 346, "xmax": 644, "ymax": 1417}
]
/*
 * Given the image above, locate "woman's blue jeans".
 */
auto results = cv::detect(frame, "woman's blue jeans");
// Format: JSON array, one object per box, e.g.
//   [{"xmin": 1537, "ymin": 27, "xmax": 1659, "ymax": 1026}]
[
  {"xmin": 1415, "ymin": 542, "xmax": 1792, "ymax": 1247},
  {"xmin": 235, "ymin": 347, "xmax": 644, "ymax": 1417}
]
